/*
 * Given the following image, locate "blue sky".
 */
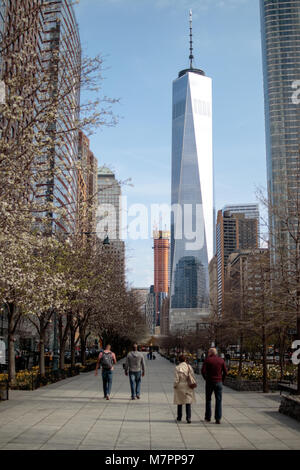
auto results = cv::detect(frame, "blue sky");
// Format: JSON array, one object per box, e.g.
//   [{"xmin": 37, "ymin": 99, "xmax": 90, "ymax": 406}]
[{"xmin": 75, "ymin": 0, "xmax": 267, "ymax": 288}]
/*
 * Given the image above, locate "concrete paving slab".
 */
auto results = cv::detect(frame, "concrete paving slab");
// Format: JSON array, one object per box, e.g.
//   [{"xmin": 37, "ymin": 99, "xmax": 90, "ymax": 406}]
[{"xmin": 0, "ymin": 354, "xmax": 300, "ymax": 450}]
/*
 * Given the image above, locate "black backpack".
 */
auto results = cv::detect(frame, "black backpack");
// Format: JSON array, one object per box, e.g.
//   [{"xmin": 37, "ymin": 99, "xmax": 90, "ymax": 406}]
[{"xmin": 101, "ymin": 352, "xmax": 114, "ymax": 370}]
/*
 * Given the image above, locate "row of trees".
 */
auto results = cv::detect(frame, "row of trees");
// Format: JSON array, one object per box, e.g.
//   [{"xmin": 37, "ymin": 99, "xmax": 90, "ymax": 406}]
[
  {"xmin": 214, "ymin": 188, "xmax": 300, "ymax": 393},
  {"xmin": 4, "ymin": 236, "xmax": 148, "ymax": 380},
  {"xmin": 159, "ymin": 185, "xmax": 300, "ymax": 394},
  {"xmin": 0, "ymin": 0, "xmax": 148, "ymax": 383}
]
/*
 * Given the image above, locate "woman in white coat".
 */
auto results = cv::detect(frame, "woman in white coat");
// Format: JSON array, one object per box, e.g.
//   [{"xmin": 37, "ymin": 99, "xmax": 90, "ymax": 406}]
[{"xmin": 173, "ymin": 355, "xmax": 196, "ymax": 423}]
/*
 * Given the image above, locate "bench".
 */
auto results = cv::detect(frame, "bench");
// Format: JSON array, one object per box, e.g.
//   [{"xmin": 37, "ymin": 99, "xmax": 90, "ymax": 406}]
[{"xmin": 278, "ymin": 382, "xmax": 298, "ymax": 395}]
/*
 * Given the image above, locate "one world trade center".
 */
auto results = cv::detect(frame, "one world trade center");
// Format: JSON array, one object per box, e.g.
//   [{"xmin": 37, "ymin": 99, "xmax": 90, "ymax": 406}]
[{"xmin": 170, "ymin": 11, "xmax": 214, "ymax": 332}]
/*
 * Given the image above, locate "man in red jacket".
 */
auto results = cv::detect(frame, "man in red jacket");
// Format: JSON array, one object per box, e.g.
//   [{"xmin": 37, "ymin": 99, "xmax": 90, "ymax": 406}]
[{"xmin": 201, "ymin": 348, "xmax": 227, "ymax": 424}]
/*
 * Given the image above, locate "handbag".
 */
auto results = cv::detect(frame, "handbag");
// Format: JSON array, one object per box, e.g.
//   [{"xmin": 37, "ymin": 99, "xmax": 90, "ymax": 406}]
[{"xmin": 187, "ymin": 365, "xmax": 197, "ymax": 389}]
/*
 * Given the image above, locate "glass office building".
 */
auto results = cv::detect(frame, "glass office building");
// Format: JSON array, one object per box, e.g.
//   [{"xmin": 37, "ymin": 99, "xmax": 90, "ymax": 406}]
[
  {"xmin": 260, "ymin": 0, "xmax": 300, "ymax": 251},
  {"xmin": 170, "ymin": 65, "xmax": 214, "ymax": 329}
]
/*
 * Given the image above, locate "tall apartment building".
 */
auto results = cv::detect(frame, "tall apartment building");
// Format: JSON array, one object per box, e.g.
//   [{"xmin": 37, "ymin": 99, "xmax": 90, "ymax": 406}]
[
  {"xmin": 223, "ymin": 204, "xmax": 260, "ymax": 222},
  {"xmin": 77, "ymin": 131, "xmax": 98, "ymax": 238},
  {"xmin": 43, "ymin": 0, "xmax": 81, "ymax": 233},
  {"xmin": 225, "ymin": 248, "xmax": 270, "ymax": 325},
  {"xmin": 160, "ymin": 297, "xmax": 170, "ymax": 336},
  {"xmin": 153, "ymin": 230, "xmax": 170, "ymax": 330},
  {"xmin": 216, "ymin": 207, "xmax": 259, "ymax": 315},
  {"xmin": 97, "ymin": 167, "xmax": 121, "ymax": 239},
  {"xmin": 208, "ymin": 254, "xmax": 217, "ymax": 314},
  {"xmin": 145, "ymin": 285, "xmax": 156, "ymax": 335},
  {"xmin": 97, "ymin": 166, "xmax": 125, "ymax": 271},
  {"xmin": 260, "ymin": 0, "xmax": 300, "ymax": 257},
  {"xmin": 170, "ymin": 11, "xmax": 213, "ymax": 332},
  {"xmin": 0, "ymin": 0, "xmax": 81, "ymax": 233},
  {"xmin": 130, "ymin": 287, "xmax": 149, "ymax": 321}
]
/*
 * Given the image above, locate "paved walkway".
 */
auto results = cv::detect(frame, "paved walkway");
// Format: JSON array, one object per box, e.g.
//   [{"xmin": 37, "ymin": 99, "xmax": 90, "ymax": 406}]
[{"xmin": 0, "ymin": 354, "xmax": 300, "ymax": 450}]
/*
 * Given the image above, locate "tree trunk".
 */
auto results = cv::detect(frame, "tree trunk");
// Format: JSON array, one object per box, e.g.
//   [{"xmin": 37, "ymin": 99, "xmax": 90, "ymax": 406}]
[
  {"xmin": 80, "ymin": 332, "xmax": 86, "ymax": 365},
  {"xmin": 8, "ymin": 324, "xmax": 16, "ymax": 384},
  {"xmin": 297, "ymin": 316, "xmax": 300, "ymax": 394},
  {"xmin": 59, "ymin": 340, "xmax": 65, "ymax": 370},
  {"xmin": 262, "ymin": 327, "xmax": 269, "ymax": 393},
  {"xmin": 279, "ymin": 333, "xmax": 285, "ymax": 381},
  {"xmin": 58, "ymin": 314, "xmax": 70, "ymax": 370},
  {"xmin": 39, "ymin": 333, "xmax": 45, "ymax": 376},
  {"xmin": 7, "ymin": 303, "xmax": 18, "ymax": 384},
  {"xmin": 238, "ymin": 333, "xmax": 243, "ymax": 376},
  {"xmin": 70, "ymin": 323, "xmax": 76, "ymax": 367}
]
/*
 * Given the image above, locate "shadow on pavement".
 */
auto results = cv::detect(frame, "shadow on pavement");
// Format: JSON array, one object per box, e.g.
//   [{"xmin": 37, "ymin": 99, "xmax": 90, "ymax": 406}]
[{"xmin": 263, "ymin": 409, "xmax": 300, "ymax": 430}]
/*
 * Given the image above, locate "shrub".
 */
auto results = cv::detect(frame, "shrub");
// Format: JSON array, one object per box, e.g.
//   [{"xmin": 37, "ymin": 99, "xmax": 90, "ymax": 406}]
[{"xmin": 227, "ymin": 364, "xmax": 297, "ymax": 382}]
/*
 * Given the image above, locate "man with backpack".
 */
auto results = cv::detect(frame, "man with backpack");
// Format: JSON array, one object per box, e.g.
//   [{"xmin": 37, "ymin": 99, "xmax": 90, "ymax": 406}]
[{"xmin": 95, "ymin": 344, "xmax": 117, "ymax": 400}]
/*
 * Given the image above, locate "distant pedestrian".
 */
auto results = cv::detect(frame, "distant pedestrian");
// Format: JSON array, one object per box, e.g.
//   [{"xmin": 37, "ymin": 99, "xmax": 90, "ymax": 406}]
[
  {"xmin": 125, "ymin": 343, "xmax": 145, "ymax": 400},
  {"xmin": 201, "ymin": 348, "xmax": 227, "ymax": 424},
  {"xmin": 95, "ymin": 344, "xmax": 117, "ymax": 400},
  {"xmin": 173, "ymin": 355, "xmax": 196, "ymax": 424}
]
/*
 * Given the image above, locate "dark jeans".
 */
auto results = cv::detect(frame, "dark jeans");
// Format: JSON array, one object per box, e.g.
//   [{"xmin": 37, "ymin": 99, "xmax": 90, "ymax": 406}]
[
  {"xmin": 129, "ymin": 371, "xmax": 142, "ymax": 397},
  {"xmin": 205, "ymin": 381, "xmax": 223, "ymax": 421},
  {"xmin": 102, "ymin": 369, "xmax": 113, "ymax": 397},
  {"xmin": 177, "ymin": 404, "xmax": 191, "ymax": 420}
]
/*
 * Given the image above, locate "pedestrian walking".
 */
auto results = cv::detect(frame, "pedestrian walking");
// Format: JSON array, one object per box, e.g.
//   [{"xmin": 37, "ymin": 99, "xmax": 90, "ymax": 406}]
[
  {"xmin": 124, "ymin": 343, "xmax": 145, "ymax": 400},
  {"xmin": 173, "ymin": 355, "xmax": 196, "ymax": 424},
  {"xmin": 201, "ymin": 348, "xmax": 227, "ymax": 424},
  {"xmin": 95, "ymin": 344, "xmax": 117, "ymax": 400}
]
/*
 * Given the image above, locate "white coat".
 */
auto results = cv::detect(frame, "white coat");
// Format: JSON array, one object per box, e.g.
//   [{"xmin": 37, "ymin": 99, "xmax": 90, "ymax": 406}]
[{"xmin": 173, "ymin": 362, "xmax": 196, "ymax": 405}]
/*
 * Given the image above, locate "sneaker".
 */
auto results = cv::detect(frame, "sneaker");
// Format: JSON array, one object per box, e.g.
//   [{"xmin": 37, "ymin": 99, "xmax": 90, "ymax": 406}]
[
  {"xmin": 186, "ymin": 419, "xmax": 191, "ymax": 424},
  {"xmin": 136, "ymin": 395, "xmax": 140, "ymax": 399},
  {"xmin": 215, "ymin": 420, "xmax": 221, "ymax": 424}
]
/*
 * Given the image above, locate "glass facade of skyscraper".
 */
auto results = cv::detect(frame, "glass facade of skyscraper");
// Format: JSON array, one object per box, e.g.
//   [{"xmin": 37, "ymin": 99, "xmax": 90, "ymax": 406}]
[
  {"xmin": 260, "ymin": 0, "xmax": 300, "ymax": 249},
  {"xmin": 170, "ymin": 68, "xmax": 214, "ymax": 330},
  {"xmin": 47, "ymin": 0, "xmax": 81, "ymax": 232}
]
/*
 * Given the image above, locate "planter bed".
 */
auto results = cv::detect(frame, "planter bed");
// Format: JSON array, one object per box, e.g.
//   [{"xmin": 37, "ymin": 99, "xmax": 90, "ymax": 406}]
[
  {"xmin": 29, "ymin": 366, "xmax": 81, "ymax": 390},
  {"xmin": 0, "ymin": 366, "xmax": 80, "ymax": 393},
  {"xmin": 279, "ymin": 394, "xmax": 300, "ymax": 422},
  {"xmin": 80, "ymin": 356, "xmax": 126, "ymax": 373},
  {"xmin": 80, "ymin": 361, "xmax": 97, "ymax": 372},
  {"xmin": 224, "ymin": 376, "xmax": 279, "ymax": 392}
]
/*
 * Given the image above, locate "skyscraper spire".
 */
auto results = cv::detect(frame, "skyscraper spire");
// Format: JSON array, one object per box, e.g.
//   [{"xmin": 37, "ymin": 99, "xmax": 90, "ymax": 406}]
[{"xmin": 189, "ymin": 9, "xmax": 194, "ymax": 69}]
